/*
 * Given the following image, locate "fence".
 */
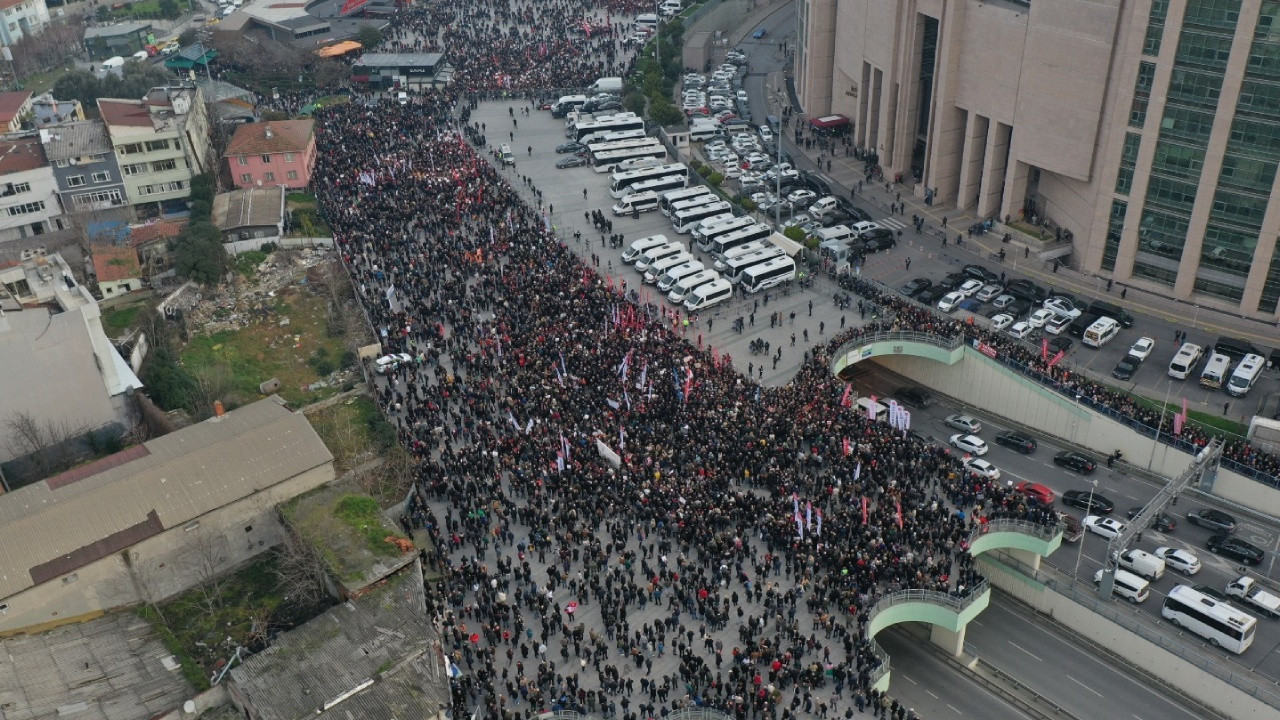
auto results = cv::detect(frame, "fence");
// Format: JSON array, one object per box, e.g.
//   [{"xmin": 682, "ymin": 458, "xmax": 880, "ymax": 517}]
[
  {"xmin": 863, "ymin": 578, "xmax": 990, "ymax": 689},
  {"xmin": 971, "ymin": 517, "xmax": 1062, "ymax": 544}
]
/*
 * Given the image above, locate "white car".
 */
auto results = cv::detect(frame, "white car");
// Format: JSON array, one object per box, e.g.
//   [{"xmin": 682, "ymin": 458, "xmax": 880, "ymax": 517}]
[
  {"xmin": 787, "ymin": 189, "xmax": 817, "ymax": 205},
  {"xmin": 937, "ymin": 291, "xmax": 965, "ymax": 313},
  {"xmin": 992, "ymin": 294, "xmax": 1017, "ymax": 309},
  {"xmin": 990, "ymin": 313, "xmax": 1015, "ymax": 331},
  {"xmin": 1153, "ymin": 546, "xmax": 1201, "ymax": 575},
  {"xmin": 1027, "ymin": 308, "xmax": 1056, "ymax": 328},
  {"xmin": 1128, "ymin": 336, "xmax": 1155, "ymax": 361},
  {"xmin": 759, "ymin": 125, "xmax": 774, "ymax": 141},
  {"xmin": 1084, "ymin": 515, "xmax": 1126, "ymax": 540},
  {"xmin": 1044, "ymin": 313, "xmax": 1072, "ymax": 335},
  {"xmin": 957, "ymin": 279, "xmax": 984, "ymax": 297},
  {"xmin": 1043, "ymin": 296, "xmax": 1083, "ymax": 319},
  {"xmin": 963, "ymin": 457, "xmax": 1001, "ymax": 480},
  {"xmin": 949, "ymin": 433, "xmax": 989, "ymax": 456},
  {"xmin": 1007, "ymin": 321, "xmax": 1033, "ymax": 339},
  {"xmin": 375, "ymin": 352, "xmax": 413, "ymax": 374},
  {"xmin": 976, "ymin": 284, "xmax": 1003, "ymax": 301},
  {"xmin": 736, "ymin": 90, "xmax": 748, "ymax": 103},
  {"xmin": 945, "ymin": 413, "xmax": 982, "ymax": 433},
  {"xmin": 722, "ymin": 166, "xmax": 743, "ymax": 179}
]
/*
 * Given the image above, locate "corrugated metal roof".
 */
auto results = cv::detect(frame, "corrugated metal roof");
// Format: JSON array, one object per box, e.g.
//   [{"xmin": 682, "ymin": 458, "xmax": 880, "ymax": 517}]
[
  {"xmin": 0, "ymin": 397, "xmax": 333, "ymax": 600},
  {"xmin": 230, "ymin": 562, "xmax": 446, "ymax": 720}
]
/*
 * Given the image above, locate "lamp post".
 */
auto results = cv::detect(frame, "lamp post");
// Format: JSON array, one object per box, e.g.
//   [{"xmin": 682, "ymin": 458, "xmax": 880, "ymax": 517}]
[
  {"xmin": 1146, "ymin": 379, "xmax": 1175, "ymax": 472},
  {"xmin": 1072, "ymin": 478, "xmax": 1099, "ymax": 582}
]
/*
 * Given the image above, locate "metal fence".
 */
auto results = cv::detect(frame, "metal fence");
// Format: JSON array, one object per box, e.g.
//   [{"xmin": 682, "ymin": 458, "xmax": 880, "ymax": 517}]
[
  {"xmin": 862, "ymin": 579, "xmax": 990, "ymax": 689},
  {"xmin": 829, "ymin": 328, "xmax": 964, "ymax": 373},
  {"xmin": 668, "ymin": 707, "xmax": 734, "ymax": 720},
  {"xmin": 971, "ymin": 517, "xmax": 1062, "ymax": 543},
  {"xmin": 681, "ymin": 0, "xmax": 726, "ymax": 27}
]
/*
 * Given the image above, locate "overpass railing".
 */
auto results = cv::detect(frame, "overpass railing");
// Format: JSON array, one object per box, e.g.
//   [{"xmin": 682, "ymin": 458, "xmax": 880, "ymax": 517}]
[
  {"xmin": 863, "ymin": 579, "xmax": 990, "ymax": 689},
  {"xmin": 969, "ymin": 517, "xmax": 1062, "ymax": 544},
  {"xmin": 667, "ymin": 708, "xmax": 733, "ymax": 720},
  {"xmin": 829, "ymin": 329, "xmax": 965, "ymax": 373}
]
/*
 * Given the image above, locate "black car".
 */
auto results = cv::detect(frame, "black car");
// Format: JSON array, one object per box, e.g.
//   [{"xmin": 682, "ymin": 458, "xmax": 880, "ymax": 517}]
[
  {"xmin": 896, "ymin": 386, "xmax": 935, "ymax": 408},
  {"xmin": 556, "ymin": 141, "xmax": 587, "ymax": 154},
  {"xmin": 1126, "ymin": 507, "xmax": 1178, "ymax": 532},
  {"xmin": 861, "ymin": 228, "xmax": 897, "ymax": 252},
  {"xmin": 939, "ymin": 272, "xmax": 967, "ymax": 291},
  {"xmin": 799, "ymin": 171, "xmax": 831, "ymax": 197},
  {"xmin": 1048, "ymin": 337, "xmax": 1074, "ymax": 354},
  {"xmin": 1062, "ymin": 489, "xmax": 1114, "ymax": 514},
  {"xmin": 1006, "ymin": 279, "xmax": 1047, "ymax": 303},
  {"xmin": 902, "ymin": 278, "xmax": 932, "ymax": 297},
  {"xmin": 1054, "ymin": 451, "xmax": 1097, "ymax": 474},
  {"xmin": 835, "ymin": 197, "xmax": 872, "ymax": 222},
  {"xmin": 962, "ymin": 264, "xmax": 1000, "ymax": 285},
  {"xmin": 1006, "ymin": 300, "xmax": 1033, "ymax": 319},
  {"xmin": 1206, "ymin": 534, "xmax": 1264, "ymax": 565},
  {"xmin": 1186, "ymin": 508, "xmax": 1237, "ymax": 533},
  {"xmin": 594, "ymin": 100, "xmax": 622, "ymax": 112},
  {"xmin": 916, "ymin": 286, "xmax": 947, "ymax": 305},
  {"xmin": 1112, "ymin": 355, "xmax": 1142, "ymax": 381},
  {"xmin": 556, "ymin": 155, "xmax": 589, "ymax": 168},
  {"xmin": 995, "ymin": 431, "xmax": 1037, "ymax": 454}
]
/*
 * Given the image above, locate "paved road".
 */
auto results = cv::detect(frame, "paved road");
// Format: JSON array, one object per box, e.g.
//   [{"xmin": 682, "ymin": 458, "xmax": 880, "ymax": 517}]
[{"xmin": 877, "ymin": 626, "xmax": 1030, "ymax": 720}]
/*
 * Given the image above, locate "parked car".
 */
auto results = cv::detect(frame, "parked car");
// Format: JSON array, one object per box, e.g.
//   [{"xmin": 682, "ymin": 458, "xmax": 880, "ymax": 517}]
[
  {"xmin": 939, "ymin": 272, "xmax": 967, "ymax": 291},
  {"xmin": 990, "ymin": 313, "xmax": 1014, "ymax": 331},
  {"xmin": 1186, "ymin": 508, "xmax": 1237, "ymax": 533},
  {"xmin": 1027, "ymin": 309, "xmax": 1056, "ymax": 328},
  {"xmin": 949, "ymin": 433, "xmax": 989, "ymax": 456},
  {"xmin": 1084, "ymin": 515, "xmax": 1126, "ymax": 540},
  {"xmin": 1062, "ymin": 489, "xmax": 1114, "ymax": 514},
  {"xmin": 1112, "ymin": 355, "xmax": 1142, "ymax": 380},
  {"xmin": 556, "ymin": 155, "xmax": 589, "ymax": 168},
  {"xmin": 937, "ymin": 291, "xmax": 965, "ymax": 313},
  {"xmin": 1048, "ymin": 337, "xmax": 1074, "ymax": 354},
  {"xmin": 1153, "ymin": 546, "xmax": 1201, "ymax": 575},
  {"xmin": 1015, "ymin": 481, "xmax": 1055, "ymax": 505},
  {"xmin": 975, "ymin": 284, "xmax": 1003, "ymax": 302},
  {"xmin": 374, "ymin": 353, "xmax": 413, "ymax": 374},
  {"xmin": 1054, "ymin": 451, "xmax": 1096, "ymax": 474},
  {"xmin": 1007, "ymin": 322, "xmax": 1033, "ymax": 339},
  {"xmin": 902, "ymin": 278, "xmax": 932, "ymax": 297},
  {"xmin": 916, "ymin": 286, "xmax": 947, "ymax": 306},
  {"xmin": 996, "ymin": 431, "xmax": 1037, "ymax": 454},
  {"xmin": 962, "ymin": 264, "xmax": 1000, "ymax": 284},
  {"xmin": 1126, "ymin": 507, "xmax": 1177, "ymax": 532},
  {"xmin": 957, "ymin": 279, "xmax": 984, "ymax": 297},
  {"xmin": 1043, "ymin": 296, "xmax": 1083, "ymax": 319},
  {"xmin": 992, "ymin": 294, "xmax": 1017, "ymax": 310},
  {"xmin": 963, "ymin": 457, "xmax": 1001, "ymax": 480},
  {"xmin": 1044, "ymin": 313, "xmax": 1073, "ymax": 335},
  {"xmin": 1206, "ymin": 534, "xmax": 1264, "ymax": 565},
  {"xmin": 944, "ymin": 414, "xmax": 982, "ymax": 433},
  {"xmin": 896, "ymin": 386, "xmax": 935, "ymax": 408},
  {"xmin": 1128, "ymin": 336, "xmax": 1156, "ymax": 360}
]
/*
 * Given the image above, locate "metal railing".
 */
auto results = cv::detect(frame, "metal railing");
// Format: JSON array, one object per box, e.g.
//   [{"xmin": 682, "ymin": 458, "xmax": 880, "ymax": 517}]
[
  {"xmin": 829, "ymin": 329, "xmax": 965, "ymax": 373},
  {"xmin": 668, "ymin": 708, "xmax": 733, "ymax": 720},
  {"xmin": 969, "ymin": 517, "xmax": 1062, "ymax": 544},
  {"xmin": 867, "ymin": 578, "xmax": 991, "ymax": 624},
  {"xmin": 537, "ymin": 711, "xmax": 593, "ymax": 720}
]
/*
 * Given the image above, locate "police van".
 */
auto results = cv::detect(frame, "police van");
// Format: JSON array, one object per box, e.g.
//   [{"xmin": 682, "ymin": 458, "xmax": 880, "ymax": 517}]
[
  {"xmin": 1199, "ymin": 352, "xmax": 1232, "ymax": 390},
  {"xmin": 1226, "ymin": 353, "xmax": 1265, "ymax": 397}
]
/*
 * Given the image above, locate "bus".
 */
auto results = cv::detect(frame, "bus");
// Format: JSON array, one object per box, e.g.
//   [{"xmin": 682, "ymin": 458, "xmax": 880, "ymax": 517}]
[
  {"xmin": 665, "ymin": 193, "xmax": 719, "ymax": 219},
  {"xmin": 708, "ymin": 222, "xmax": 773, "ymax": 261},
  {"xmin": 583, "ymin": 128, "xmax": 648, "ymax": 146},
  {"xmin": 740, "ymin": 255, "xmax": 797, "ymax": 294},
  {"xmin": 724, "ymin": 246, "xmax": 787, "ymax": 284},
  {"xmin": 673, "ymin": 202, "xmax": 733, "ymax": 234},
  {"xmin": 627, "ymin": 173, "xmax": 688, "ymax": 198},
  {"xmin": 572, "ymin": 113, "xmax": 645, "ymax": 142},
  {"xmin": 713, "ymin": 239, "xmax": 769, "ymax": 270},
  {"xmin": 659, "ymin": 186, "xmax": 716, "ymax": 216},
  {"xmin": 592, "ymin": 141, "xmax": 668, "ymax": 173},
  {"xmin": 587, "ymin": 137, "xmax": 661, "ymax": 155},
  {"xmin": 1162, "ymin": 584, "xmax": 1256, "ymax": 654},
  {"xmin": 693, "ymin": 216, "xmax": 756, "ymax": 251},
  {"xmin": 609, "ymin": 164, "xmax": 688, "ymax": 196}
]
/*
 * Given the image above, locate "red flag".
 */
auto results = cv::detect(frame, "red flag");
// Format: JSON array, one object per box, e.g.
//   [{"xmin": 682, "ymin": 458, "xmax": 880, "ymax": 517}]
[
  {"xmin": 1041, "ymin": 338, "xmax": 1048, "ymax": 361},
  {"xmin": 861, "ymin": 496, "xmax": 868, "ymax": 524},
  {"xmin": 1181, "ymin": 396, "xmax": 1188, "ymax": 423},
  {"xmin": 840, "ymin": 384, "xmax": 852, "ymax": 408},
  {"xmin": 842, "ymin": 438, "xmax": 851, "ymax": 456},
  {"xmin": 1173, "ymin": 412, "xmax": 1184, "ymax": 436},
  {"xmin": 895, "ymin": 499, "xmax": 903, "ymax": 529},
  {"xmin": 1047, "ymin": 349, "xmax": 1065, "ymax": 368}
]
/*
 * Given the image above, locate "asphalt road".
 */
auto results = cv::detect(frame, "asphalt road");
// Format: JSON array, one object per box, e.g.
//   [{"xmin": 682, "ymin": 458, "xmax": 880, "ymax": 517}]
[{"xmin": 877, "ymin": 625, "xmax": 1031, "ymax": 720}]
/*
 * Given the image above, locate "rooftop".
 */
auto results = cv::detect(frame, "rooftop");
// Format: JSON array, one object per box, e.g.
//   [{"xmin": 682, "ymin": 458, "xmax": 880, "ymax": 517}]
[
  {"xmin": 0, "ymin": 137, "xmax": 48, "ymax": 175},
  {"xmin": 0, "ymin": 90, "xmax": 32, "ymax": 123},
  {"xmin": 229, "ymin": 561, "xmax": 450, "ymax": 720},
  {"xmin": 225, "ymin": 119, "xmax": 314, "ymax": 157},
  {"xmin": 97, "ymin": 98, "xmax": 153, "ymax": 128},
  {"xmin": 129, "ymin": 218, "xmax": 186, "ymax": 246},
  {"xmin": 40, "ymin": 120, "xmax": 113, "ymax": 160},
  {"xmin": 354, "ymin": 52, "xmax": 445, "ymax": 69},
  {"xmin": 212, "ymin": 186, "xmax": 286, "ymax": 230},
  {"xmin": 91, "ymin": 244, "xmax": 141, "ymax": 283},
  {"xmin": 0, "ymin": 396, "xmax": 333, "ymax": 601},
  {"xmin": 83, "ymin": 21, "xmax": 153, "ymax": 39}
]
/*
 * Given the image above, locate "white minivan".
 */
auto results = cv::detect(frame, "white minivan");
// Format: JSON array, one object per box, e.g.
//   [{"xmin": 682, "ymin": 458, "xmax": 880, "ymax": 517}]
[
  {"xmin": 621, "ymin": 234, "xmax": 670, "ymax": 263},
  {"xmin": 1167, "ymin": 342, "xmax": 1204, "ymax": 380},
  {"xmin": 635, "ymin": 242, "xmax": 687, "ymax": 272},
  {"xmin": 1116, "ymin": 548, "xmax": 1166, "ymax": 581},
  {"xmin": 612, "ymin": 191, "xmax": 660, "ymax": 216},
  {"xmin": 1081, "ymin": 317, "xmax": 1120, "ymax": 348},
  {"xmin": 1094, "ymin": 568, "xmax": 1150, "ymax": 603},
  {"xmin": 666, "ymin": 269, "xmax": 719, "ymax": 303},
  {"xmin": 683, "ymin": 278, "xmax": 733, "ymax": 310}
]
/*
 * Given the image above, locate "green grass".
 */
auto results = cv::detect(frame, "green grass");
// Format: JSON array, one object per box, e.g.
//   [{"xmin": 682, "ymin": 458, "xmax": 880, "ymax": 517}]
[
  {"xmin": 286, "ymin": 191, "xmax": 317, "ymax": 206},
  {"xmin": 307, "ymin": 396, "xmax": 397, "ymax": 472},
  {"xmin": 334, "ymin": 495, "xmax": 406, "ymax": 557},
  {"xmin": 101, "ymin": 0, "xmax": 190, "ymax": 20},
  {"xmin": 103, "ymin": 305, "xmax": 143, "ymax": 336},
  {"xmin": 1131, "ymin": 394, "xmax": 1248, "ymax": 437}
]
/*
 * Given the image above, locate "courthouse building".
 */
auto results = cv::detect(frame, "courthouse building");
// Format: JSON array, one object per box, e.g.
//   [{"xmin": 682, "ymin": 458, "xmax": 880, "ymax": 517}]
[{"xmin": 796, "ymin": 0, "xmax": 1280, "ymax": 319}]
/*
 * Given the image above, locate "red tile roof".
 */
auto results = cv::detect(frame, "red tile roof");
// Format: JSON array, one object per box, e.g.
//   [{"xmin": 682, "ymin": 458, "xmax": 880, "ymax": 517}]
[
  {"xmin": 0, "ymin": 90, "xmax": 31, "ymax": 124},
  {"xmin": 0, "ymin": 137, "xmax": 47, "ymax": 174},
  {"xmin": 98, "ymin": 99, "xmax": 154, "ymax": 128},
  {"xmin": 130, "ymin": 218, "xmax": 186, "ymax": 246},
  {"xmin": 226, "ymin": 119, "xmax": 314, "ymax": 157},
  {"xmin": 92, "ymin": 245, "xmax": 142, "ymax": 283}
]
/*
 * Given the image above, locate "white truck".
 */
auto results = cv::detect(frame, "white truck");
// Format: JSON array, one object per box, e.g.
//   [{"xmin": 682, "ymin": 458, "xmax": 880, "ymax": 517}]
[
  {"xmin": 590, "ymin": 77, "xmax": 624, "ymax": 94},
  {"xmin": 1225, "ymin": 576, "xmax": 1280, "ymax": 618}
]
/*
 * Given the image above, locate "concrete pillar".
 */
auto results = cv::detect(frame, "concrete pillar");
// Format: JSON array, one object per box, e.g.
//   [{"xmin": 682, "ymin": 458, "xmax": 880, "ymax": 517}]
[
  {"xmin": 929, "ymin": 104, "xmax": 966, "ymax": 206},
  {"xmin": 868, "ymin": 68, "xmax": 883, "ymax": 154},
  {"xmin": 929, "ymin": 623, "xmax": 966, "ymax": 656},
  {"xmin": 1004, "ymin": 547, "xmax": 1042, "ymax": 574},
  {"xmin": 858, "ymin": 61, "xmax": 872, "ymax": 149},
  {"xmin": 955, "ymin": 112, "xmax": 987, "ymax": 212},
  {"xmin": 1001, "ymin": 159, "xmax": 1030, "ymax": 220},
  {"xmin": 977, "ymin": 122, "xmax": 1011, "ymax": 219}
]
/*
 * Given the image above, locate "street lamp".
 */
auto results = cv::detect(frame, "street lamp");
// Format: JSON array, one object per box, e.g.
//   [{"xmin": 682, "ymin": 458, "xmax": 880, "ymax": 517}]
[{"xmin": 1072, "ymin": 478, "xmax": 1099, "ymax": 581}]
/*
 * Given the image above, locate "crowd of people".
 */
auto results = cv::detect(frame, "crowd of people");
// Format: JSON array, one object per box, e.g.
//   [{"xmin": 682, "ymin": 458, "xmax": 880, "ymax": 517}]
[
  {"xmin": 379, "ymin": 0, "xmax": 652, "ymax": 91},
  {"xmin": 309, "ymin": 86, "xmax": 1059, "ymax": 720}
]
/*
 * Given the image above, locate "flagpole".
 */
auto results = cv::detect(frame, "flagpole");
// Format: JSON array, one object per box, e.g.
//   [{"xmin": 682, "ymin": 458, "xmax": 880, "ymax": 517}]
[{"xmin": 1146, "ymin": 380, "xmax": 1174, "ymax": 471}]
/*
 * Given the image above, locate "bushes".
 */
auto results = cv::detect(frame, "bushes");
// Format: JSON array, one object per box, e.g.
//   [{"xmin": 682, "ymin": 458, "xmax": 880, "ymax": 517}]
[
  {"xmin": 783, "ymin": 226, "xmax": 808, "ymax": 242},
  {"xmin": 697, "ymin": 164, "xmax": 714, "ymax": 177},
  {"xmin": 741, "ymin": 198, "xmax": 758, "ymax": 212},
  {"xmin": 708, "ymin": 172, "xmax": 724, "ymax": 187}
]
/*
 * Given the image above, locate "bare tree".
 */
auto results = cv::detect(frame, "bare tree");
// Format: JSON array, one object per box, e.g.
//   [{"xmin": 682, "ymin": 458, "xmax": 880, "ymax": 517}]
[
  {"xmin": 274, "ymin": 531, "xmax": 331, "ymax": 607},
  {"xmin": 122, "ymin": 549, "xmax": 169, "ymax": 626},
  {"xmin": 185, "ymin": 528, "xmax": 232, "ymax": 619},
  {"xmin": 357, "ymin": 447, "xmax": 417, "ymax": 506},
  {"xmin": 189, "ymin": 362, "xmax": 234, "ymax": 415},
  {"xmin": 4, "ymin": 411, "xmax": 84, "ymax": 479}
]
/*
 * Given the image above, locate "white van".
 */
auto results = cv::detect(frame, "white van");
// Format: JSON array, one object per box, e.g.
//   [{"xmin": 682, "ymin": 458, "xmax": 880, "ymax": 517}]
[
  {"xmin": 660, "ymin": 1, "xmax": 682, "ymax": 17},
  {"xmin": 500, "ymin": 144, "xmax": 515, "ymax": 166},
  {"xmin": 636, "ymin": 13, "xmax": 660, "ymax": 30},
  {"xmin": 621, "ymin": 234, "xmax": 670, "ymax": 264},
  {"xmin": 656, "ymin": 260, "xmax": 705, "ymax": 292},
  {"xmin": 1199, "ymin": 352, "xmax": 1232, "ymax": 390},
  {"xmin": 856, "ymin": 397, "xmax": 888, "ymax": 422},
  {"xmin": 1081, "ymin": 317, "xmax": 1120, "ymax": 348},
  {"xmin": 643, "ymin": 251, "xmax": 694, "ymax": 284},
  {"xmin": 634, "ymin": 242, "xmax": 687, "ymax": 272},
  {"xmin": 1094, "ymin": 568, "xmax": 1150, "ymax": 603},
  {"xmin": 1227, "ymin": 353, "xmax": 1265, "ymax": 397},
  {"xmin": 811, "ymin": 225, "xmax": 855, "ymax": 245},
  {"xmin": 1117, "ymin": 549, "xmax": 1166, "ymax": 581},
  {"xmin": 1168, "ymin": 342, "xmax": 1204, "ymax": 380},
  {"xmin": 690, "ymin": 125, "xmax": 724, "ymax": 142},
  {"xmin": 683, "ymin": 278, "xmax": 733, "ymax": 310},
  {"xmin": 612, "ymin": 191, "xmax": 660, "ymax": 216},
  {"xmin": 808, "ymin": 197, "xmax": 838, "ymax": 219},
  {"xmin": 667, "ymin": 269, "xmax": 719, "ymax": 303}
]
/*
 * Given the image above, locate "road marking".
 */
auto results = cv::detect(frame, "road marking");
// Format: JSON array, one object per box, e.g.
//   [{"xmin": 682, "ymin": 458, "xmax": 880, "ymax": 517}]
[
  {"xmin": 947, "ymin": 704, "xmax": 963, "ymax": 715},
  {"xmin": 1068, "ymin": 675, "xmax": 1103, "ymax": 697},
  {"xmin": 1007, "ymin": 641, "xmax": 1043, "ymax": 662},
  {"xmin": 970, "ymin": 619, "xmax": 984, "ymax": 627},
  {"xmin": 903, "ymin": 674, "xmax": 918, "ymax": 685},
  {"xmin": 1133, "ymin": 715, "xmax": 1146, "ymax": 720},
  {"xmin": 926, "ymin": 689, "xmax": 939, "ymax": 699}
]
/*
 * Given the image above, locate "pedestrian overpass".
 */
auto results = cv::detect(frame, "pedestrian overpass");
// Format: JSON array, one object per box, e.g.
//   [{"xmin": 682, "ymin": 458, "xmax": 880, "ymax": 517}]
[{"xmin": 829, "ymin": 329, "xmax": 965, "ymax": 381}]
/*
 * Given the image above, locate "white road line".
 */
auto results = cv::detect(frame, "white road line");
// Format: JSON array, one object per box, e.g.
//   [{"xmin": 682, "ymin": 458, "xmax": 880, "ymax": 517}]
[
  {"xmin": 926, "ymin": 689, "xmax": 939, "ymax": 699},
  {"xmin": 1133, "ymin": 715, "xmax": 1146, "ymax": 720},
  {"xmin": 1007, "ymin": 640, "xmax": 1043, "ymax": 662},
  {"xmin": 877, "ymin": 217, "xmax": 907, "ymax": 230},
  {"xmin": 1068, "ymin": 675, "xmax": 1104, "ymax": 697},
  {"xmin": 947, "ymin": 704, "xmax": 963, "ymax": 715},
  {"xmin": 903, "ymin": 674, "xmax": 918, "ymax": 685},
  {"xmin": 970, "ymin": 619, "xmax": 984, "ymax": 627}
]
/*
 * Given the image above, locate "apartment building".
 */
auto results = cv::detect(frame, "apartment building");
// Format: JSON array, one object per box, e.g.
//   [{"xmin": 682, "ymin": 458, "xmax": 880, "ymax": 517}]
[
  {"xmin": 0, "ymin": 136, "xmax": 64, "ymax": 243},
  {"xmin": 796, "ymin": 0, "xmax": 1280, "ymax": 321},
  {"xmin": 0, "ymin": 0, "xmax": 50, "ymax": 46},
  {"xmin": 98, "ymin": 85, "xmax": 212, "ymax": 218},
  {"xmin": 40, "ymin": 121, "xmax": 130, "ymax": 221},
  {"xmin": 225, "ymin": 119, "xmax": 316, "ymax": 190}
]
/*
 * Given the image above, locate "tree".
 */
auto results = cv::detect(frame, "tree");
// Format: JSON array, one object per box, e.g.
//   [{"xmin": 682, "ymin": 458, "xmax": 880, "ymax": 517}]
[
  {"xmin": 172, "ymin": 221, "xmax": 227, "ymax": 285},
  {"xmin": 623, "ymin": 91, "xmax": 646, "ymax": 115},
  {"xmin": 158, "ymin": 0, "xmax": 179, "ymax": 18},
  {"xmin": 356, "ymin": 25, "xmax": 383, "ymax": 50},
  {"xmin": 274, "ymin": 532, "xmax": 331, "ymax": 607},
  {"xmin": 648, "ymin": 98, "xmax": 684, "ymax": 127},
  {"xmin": 141, "ymin": 345, "xmax": 199, "ymax": 412},
  {"xmin": 178, "ymin": 29, "xmax": 198, "ymax": 47},
  {"xmin": 3, "ymin": 411, "xmax": 83, "ymax": 479},
  {"xmin": 783, "ymin": 226, "xmax": 808, "ymax": 242}
]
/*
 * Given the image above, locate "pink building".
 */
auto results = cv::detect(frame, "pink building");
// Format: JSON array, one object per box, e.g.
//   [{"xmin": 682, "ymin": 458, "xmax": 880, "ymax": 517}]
[{"xmin": 225, "ymin": 119, "xmax": 316, "ymax": 190}]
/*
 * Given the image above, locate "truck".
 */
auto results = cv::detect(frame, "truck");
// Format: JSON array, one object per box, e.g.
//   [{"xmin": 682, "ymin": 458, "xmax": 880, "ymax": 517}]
[
  {"xmin": 1058, "ymin": 512, "xmax": 1083, "ymax": 542},
  {"xmin": 1225, "ymin": 576, "xmax": 1280, "ymax": 618},
  {"xmin": 589, "ymin": 77, "xmax": 624, "ymax": 94}
]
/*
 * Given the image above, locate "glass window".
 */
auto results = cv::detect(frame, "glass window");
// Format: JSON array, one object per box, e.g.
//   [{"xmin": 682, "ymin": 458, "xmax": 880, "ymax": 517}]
[
  {"xmin": 237, "ymin": 156, "xmax": 249, "ymax": 166},
  {"xmin": 240, "ymin": 173, "xmax": 252, "ymax": 183},
  {"xmin": 261, "ymin": 154, "xmax": 271, "ymax": 164},
  {"xmin": 1144, "ymin": 0, "xmax": 1170, "ymax": 56},
  {"xmin": 263, "ymin": 172, "xmax": 275, "ymax": 182},
  {"xmin": 1193, "ymin": 275, "xmax": 1245, "ymax": 301},
  {"xmin": 91, "ymin": 171, "xmax": 110, "ymax": 183},
  {"xmin": 1256, "ymin": 247, "xmax": 1280, "ymax": 313},
  {"xmin": 1103, "ymin": 200, "xmax": 1126, "ymax": 271},
  {"xmin": 287, "ymin": 170, "xmax": 298, "ymax": 180},
  {"xmin": 284, "ymin": 153, "xmax": 295, "ymax": 162},
  {"xmin": 66, "ymin": 175, "xmax": 85, "ymax": 187}
]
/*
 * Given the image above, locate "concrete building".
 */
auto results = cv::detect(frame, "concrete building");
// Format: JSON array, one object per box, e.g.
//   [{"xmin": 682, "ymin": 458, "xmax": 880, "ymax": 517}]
[
  {"xmin": 351, "ymin": 52, "xmax": 450, "ymax": 89},
  {"xmin": 0, "ymin": 0, "xmax": 50, "ymax": 46},
  {"xmin": 212, "ymin": 185, "xmax": 286, "ymax": 253},
  {"xmin": 0, "ymin": 252, "xmax": 142, "ymax": 469},
  {"xmin": 90, "ymin": 244, "xmax": 142, "ymax": 298},
  {"xmin": 31, "ymin": 92, "xmax": 86, "ymax": 128},
  {"xmin": 40, "ymin": 121, "xmax": 131, "ymax": 220},
  {"xmin": 0, "ymin": 90, "xmax": 32, "ymax": 132},
  {"xmin": 98, "ymin": 85, "xmax": 212, "ymax": 219},
  {"xmin": 0, "ymin": 396, "xmax": 335, "ymax": 635},
  {"xmin": 0, "ymin": 136, "xmax": 65, "ymax": 242},
  {"xmin": 84, "ymin": 21, "xmax": 153, "ymax": 60},
  {"xmin": 225, "ymin": 119, "xmax": 316, "ymax": 190},
  {"xmin": 796, "ymin": 0, "xmax": 1280, "ymax": 321}
]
